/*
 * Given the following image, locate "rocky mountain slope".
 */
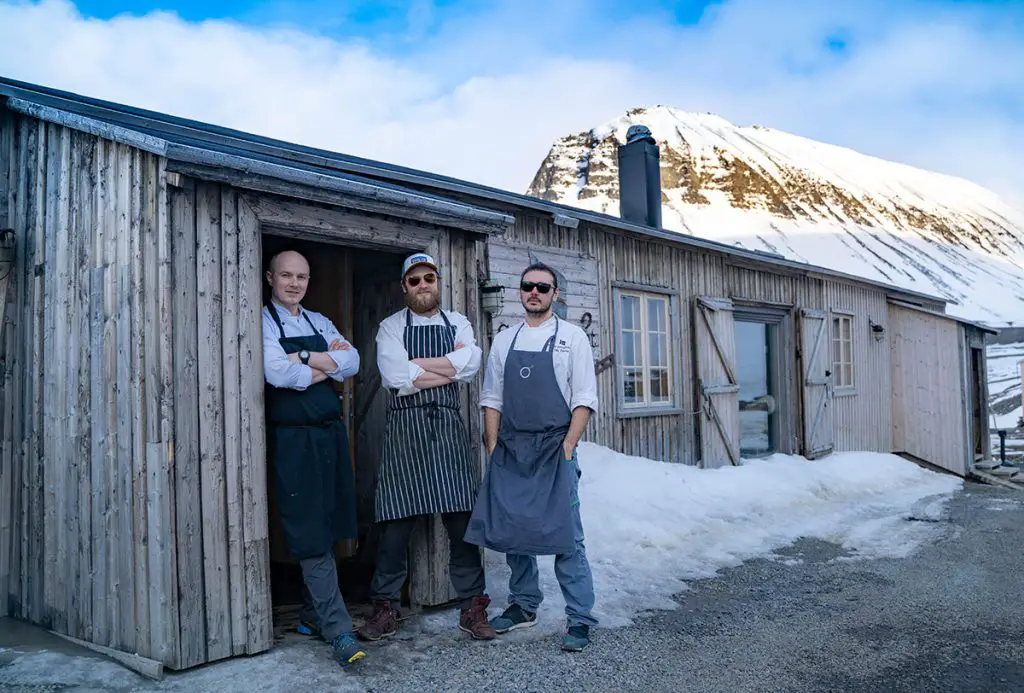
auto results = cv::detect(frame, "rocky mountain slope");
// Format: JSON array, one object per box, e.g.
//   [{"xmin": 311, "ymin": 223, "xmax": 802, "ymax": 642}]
[{"xmin": 526, "ymin": 106, "xmax": 1024, "ymax": 326}]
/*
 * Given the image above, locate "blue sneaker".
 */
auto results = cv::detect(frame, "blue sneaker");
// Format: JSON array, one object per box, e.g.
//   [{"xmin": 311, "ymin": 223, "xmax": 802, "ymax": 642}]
[
  {"xmin": 489, "ymin": 604, "xmax": 537, "ymax": 634},
  {"xmin": 296, "ymin": 619, "xmax": 321, "ymax": 637},
  {"xmin": 332, "ymin": 632, "xmax": 366, "ymax": 667},
  {"xmin": 561, "ymin": 624, "xmax": 590, "ymax": 652}
]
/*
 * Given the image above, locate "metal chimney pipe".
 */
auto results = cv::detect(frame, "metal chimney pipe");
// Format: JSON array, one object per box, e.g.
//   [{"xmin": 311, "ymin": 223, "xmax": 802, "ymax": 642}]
[{"xmin": 617, "ymin": 124, "xmax": 662, "ymax": 228}]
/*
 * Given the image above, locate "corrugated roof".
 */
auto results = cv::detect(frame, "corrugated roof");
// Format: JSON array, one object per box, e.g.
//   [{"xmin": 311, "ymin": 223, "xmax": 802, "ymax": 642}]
[{"xmin": 0, "ymin": 75, "xmax": 957, "ymax": 307}]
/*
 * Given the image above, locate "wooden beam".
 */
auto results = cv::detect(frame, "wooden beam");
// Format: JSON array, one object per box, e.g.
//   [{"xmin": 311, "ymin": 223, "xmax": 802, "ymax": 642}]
[
  {"xmin": 166, "ymin": 159, "xmax": 512, "ymax": 235},
  {"xmin": 244, "ymin": 195, "xmax": 441, "ymax": 252},
  {"xmin": 51, "ymin": 631, "xmax": 164, "ymax": 681}
]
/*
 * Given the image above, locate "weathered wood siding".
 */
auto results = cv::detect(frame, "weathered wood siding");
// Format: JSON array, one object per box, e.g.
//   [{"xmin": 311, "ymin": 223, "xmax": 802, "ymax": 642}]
[
  {"xmin": 0, "ymin": 111, "xmax": 273, "ymax": 670},
  {"xmin": 486, "ymin": 214, "xmax": 832, "ymax": 466},
  {"xmin": 889, "ymin": 303, "xmax": 968, "ymax": 474},
  {"xmin": 824, "ymin": 280, "xmax": 892, "ymax": 453},
  {"xmin": 0, "ymin": 112, "xmax": 187, "ymax": 663}
]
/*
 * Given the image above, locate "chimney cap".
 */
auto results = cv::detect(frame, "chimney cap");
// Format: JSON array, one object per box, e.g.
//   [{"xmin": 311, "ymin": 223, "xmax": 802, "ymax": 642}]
[{"xmin": 625, "ymin": 124, "xmax": 655, "ymax": 145}]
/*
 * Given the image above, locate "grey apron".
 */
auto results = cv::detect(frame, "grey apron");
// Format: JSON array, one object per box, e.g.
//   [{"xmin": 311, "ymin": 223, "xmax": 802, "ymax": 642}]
[
  {"xmin": 465, "ymin": 317, "xmax": 577, "ymax": 556},
  {"xmin": 264, "ymin": 303, "xmax": 357, "ymax": 559},
  {"xmin": 375, "ymin": 309, "xmax": 478, "ymax": 522}
]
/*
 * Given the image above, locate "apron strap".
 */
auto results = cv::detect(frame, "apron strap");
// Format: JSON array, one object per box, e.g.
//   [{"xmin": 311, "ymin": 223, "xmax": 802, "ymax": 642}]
[
  {"xmin": 511, "ymin": 316, "xmax": 559, "ymax": 352},
  {"xmin": 267, "ymin": 300, "xmax": 321, "ymax": 341},
  {"xmin": 266, "ymin": 300, "xmax": 287, "ymax": 340}
]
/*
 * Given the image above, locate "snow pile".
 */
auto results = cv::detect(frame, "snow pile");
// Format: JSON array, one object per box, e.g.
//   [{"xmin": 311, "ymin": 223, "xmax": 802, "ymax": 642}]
[{"xmin": 475, "ymin": 442, "xmax": 962, "ymax": 634}]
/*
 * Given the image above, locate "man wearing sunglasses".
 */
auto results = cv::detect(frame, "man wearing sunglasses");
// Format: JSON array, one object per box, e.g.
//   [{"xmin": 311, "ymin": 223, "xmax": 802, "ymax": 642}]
[
  {"xmin": 465, "ymin": 262, "xmax": 599, "ymax": 652},
  {"xmin": 359, "ymin": 252, "xmax": 496, "ymax": 642}
]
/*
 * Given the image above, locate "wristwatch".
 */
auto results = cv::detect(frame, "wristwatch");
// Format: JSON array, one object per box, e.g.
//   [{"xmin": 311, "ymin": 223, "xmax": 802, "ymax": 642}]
[{"xmin": 298, "ymin": 349, "xmax": 310, "ymax": 365}]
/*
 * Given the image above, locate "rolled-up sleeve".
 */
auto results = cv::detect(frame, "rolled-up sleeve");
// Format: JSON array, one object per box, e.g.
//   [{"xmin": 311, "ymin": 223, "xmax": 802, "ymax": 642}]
[
  {"xmin": 568, "ymin": 329, "xmax": 599, "ymax": 413},
  {"xmin": 480, "ymin": 334, "xmax": 506, "ymax": 412},
  {"xmin": 376, "ymin": 316, "xmax": 425, "ymax": 397},
  {"xmin": 263, "ymin": 309, "xmax": 313, "ymax": 390},
  {"xmin": 317, "ymin": 315, "xmax": 361, "ymax": 381},
  {"xmin": 447, "ymin": 313, "xmax": 482, "ymax": 382}
]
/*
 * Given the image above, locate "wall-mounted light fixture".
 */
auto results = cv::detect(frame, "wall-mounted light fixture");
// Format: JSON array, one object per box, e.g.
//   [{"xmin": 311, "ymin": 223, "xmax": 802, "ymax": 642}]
[
  {"xmin": 480, "ymin": 279, "xmax": 504, "ymax": 316},
  {"xmin": 868, "ymin": 318, "xmax": 886, "ymax": 341}
]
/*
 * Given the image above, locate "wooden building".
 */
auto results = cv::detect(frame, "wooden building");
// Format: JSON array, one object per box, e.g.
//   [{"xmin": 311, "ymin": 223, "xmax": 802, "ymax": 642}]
[{"xmin": 0, "ymin": 78, "xmax": 996, "ymax": 672}]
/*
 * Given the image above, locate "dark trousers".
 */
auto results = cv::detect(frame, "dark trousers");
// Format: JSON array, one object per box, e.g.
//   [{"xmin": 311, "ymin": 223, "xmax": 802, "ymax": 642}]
[
  {"xmin": 370, "ymin": 511, "xmax": 485, "ymax": 609},
  {"xmin": 297, "ymin": 551, "xmax": 354, "ymax": 642}
]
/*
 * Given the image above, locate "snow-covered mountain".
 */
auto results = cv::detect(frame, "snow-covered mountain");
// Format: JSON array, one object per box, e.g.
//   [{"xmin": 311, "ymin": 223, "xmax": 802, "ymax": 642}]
[{"xmin": 526, "ymin": 106, "xmax": 1024, "ymax": 326}]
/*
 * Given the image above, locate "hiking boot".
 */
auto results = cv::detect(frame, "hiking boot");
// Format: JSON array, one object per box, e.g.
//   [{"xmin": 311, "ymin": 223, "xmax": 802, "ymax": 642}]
[
  {"xmin": 296, "ymin": 618, "xmax": 321, "ymax": 637},
  {"xmin": 332, "ymin": 632, "xmax": 366, "ymax": 667},
  {"xmin": 357, "ymin": 599, "xmax": 398, "ymax": 641},
  {"xmin": 561, "ymin": 624, "xmax": 590, "ymax": 652},
  {"xmin": 489, "ymin": 604, "xmax": 537, "ymax": 634},
  {"xmin": 459, "ymin": 595, "xmax": 497, "ymax": 640}
]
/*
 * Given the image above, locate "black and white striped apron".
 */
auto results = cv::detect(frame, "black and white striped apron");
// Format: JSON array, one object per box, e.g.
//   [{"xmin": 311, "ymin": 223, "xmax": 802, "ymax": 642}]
[{"xmin": 375, "ymin": 309, "xmax": 478, "ymax": 522}]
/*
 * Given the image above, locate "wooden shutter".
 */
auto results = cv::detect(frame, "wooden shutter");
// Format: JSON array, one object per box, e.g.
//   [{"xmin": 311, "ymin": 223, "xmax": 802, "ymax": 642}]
[
  {"xmin": 799, "ymin": 309, "xmax": 835, "ymax": 459},
  {"xmin": 694, "ymin": 297, "xmax": 739, "ymax": 468}
]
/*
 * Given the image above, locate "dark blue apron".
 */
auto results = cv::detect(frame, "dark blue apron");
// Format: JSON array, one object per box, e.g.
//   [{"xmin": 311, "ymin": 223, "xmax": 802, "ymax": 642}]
[
  {"xmin": 375, "ymin": 309, "xmax": 477, "ymax": 522},
  {"xmin": 265, "ymin": 302, "xmax": 357, "ymax": 559},
  {"xmin": 465, "ymin": 317, "xmax": 577, "ymax": 555}
]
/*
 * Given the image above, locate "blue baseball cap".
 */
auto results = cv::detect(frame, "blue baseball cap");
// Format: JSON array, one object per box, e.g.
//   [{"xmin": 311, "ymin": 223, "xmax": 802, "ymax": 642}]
[{"xmin": 401, "ymin": 252, "xmax": 438, "ymax": 278}]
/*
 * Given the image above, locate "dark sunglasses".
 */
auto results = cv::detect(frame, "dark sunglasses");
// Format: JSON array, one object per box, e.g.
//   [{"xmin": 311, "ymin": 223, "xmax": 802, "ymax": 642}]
[
  {"xmin": 520, "ymin": 281, "xmax": 553, "ymax": 294},
  {"xmin": 406, "ymin": 272, "xmax": 437, "ymax": 287}
]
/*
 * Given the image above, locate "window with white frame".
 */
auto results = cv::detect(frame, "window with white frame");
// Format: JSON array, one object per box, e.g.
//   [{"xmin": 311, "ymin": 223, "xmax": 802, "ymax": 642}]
[
  {"xmin": 831, "ymin": 314, "xmax": 854, "ymax": 389},
  {"xmin": 618, "ymin": 290, "xmax": 673, "ymax": 408}
]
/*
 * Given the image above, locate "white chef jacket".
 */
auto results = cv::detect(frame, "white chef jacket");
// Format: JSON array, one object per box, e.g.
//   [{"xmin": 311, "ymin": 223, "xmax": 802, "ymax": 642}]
[
  {"xmin": 376, "ymin": 308, "xmax": 482, "ymax": 397},
  {"xmin": 480, "ymin": 315, "xmax": 598, "ymax": 414},
  {"xmin": 262, "ymin": 302, "xmax": 360, "ymax": 390}
]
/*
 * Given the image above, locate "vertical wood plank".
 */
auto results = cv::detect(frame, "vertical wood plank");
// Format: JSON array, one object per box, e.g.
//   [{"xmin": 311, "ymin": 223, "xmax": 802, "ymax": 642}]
[
  {"xmin": 219, "ymin": 188, "xmax": 247, "ymax": 655},
  {"xmin": 89, "ymin": 138, "xmax": 110, "ymax": 646},
  {"xmin": 42, "ymin": 123, "xmax": 70, "ymax": 633},
  {"xmin": 237, "ymin": 197, "xmax": 272, "ymax": 655},
  {"xmin": 63, "ymin": 131, "xmax": 83, "ymax": 639},
  {"xmin": 171, "ymin": 182, "xmax": 206, "ymax": 668},
  {"xmin": 195, "ymin": 181, "xmax": 230, "ymax": 662},
  {"xmin": 129, "ymin": 149, "xmax": 149, "ymax": 658},
  {"xmin": 115, "ymin": 143, "xmax": 137, "ymax": 650},
  {"xmin": 0, "ymin": 110, "xmax": 20, "ymax": 618},
  {"xmin": 152, "ymin": 158, "xmax": 180, "ymax": 666},
  {"xmin": 73, "ymin": 132, "xmax": 94, "ymax": 641}
]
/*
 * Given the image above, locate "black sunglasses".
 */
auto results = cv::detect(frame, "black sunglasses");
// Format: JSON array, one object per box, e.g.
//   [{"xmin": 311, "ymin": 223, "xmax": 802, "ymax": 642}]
[
  {"xmin": 406, "ymin": 272, "xmax": 437, "ymax": 287},
  {"xmin": 520, "ymin": 281, "xmax": 553, "ymax": 294}
]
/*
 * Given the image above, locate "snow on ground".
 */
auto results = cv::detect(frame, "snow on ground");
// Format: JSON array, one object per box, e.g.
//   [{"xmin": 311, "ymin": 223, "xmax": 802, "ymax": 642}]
[
  {"xmin": 421, "ymin": 442, "xmax": 962, "ymax": 637},
  {"xmin": 0, "ymin": 443, "xmax": 963, "ymax": 691}
]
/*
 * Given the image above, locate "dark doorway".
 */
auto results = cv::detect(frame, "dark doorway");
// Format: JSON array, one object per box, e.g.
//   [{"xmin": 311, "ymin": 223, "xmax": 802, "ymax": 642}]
[{"xmin": 260, "ymin": 234, "xmax": 407, "ymax": 632}]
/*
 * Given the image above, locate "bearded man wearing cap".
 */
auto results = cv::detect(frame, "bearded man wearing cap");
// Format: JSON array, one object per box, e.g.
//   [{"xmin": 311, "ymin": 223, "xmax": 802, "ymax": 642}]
[{"xmin": 357, "ymin": 252, "xmax": 496, "ymax": 642}]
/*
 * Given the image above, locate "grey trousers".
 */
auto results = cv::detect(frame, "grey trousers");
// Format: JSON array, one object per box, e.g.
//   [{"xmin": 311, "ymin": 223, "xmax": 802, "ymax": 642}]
[
  {"xmin": 297, "ymin": 552, "xmax": 354, "ymax": 641},
  {"xmin": 370, "ymin": 511, "xmax": 485, "ymax": 609}
]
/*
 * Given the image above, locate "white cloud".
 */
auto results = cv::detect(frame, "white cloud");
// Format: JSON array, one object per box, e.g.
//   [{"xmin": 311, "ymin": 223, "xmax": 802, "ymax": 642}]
[{"xmin": 0, "ymin": 0, "xmax": 1021, "ymax": 205}]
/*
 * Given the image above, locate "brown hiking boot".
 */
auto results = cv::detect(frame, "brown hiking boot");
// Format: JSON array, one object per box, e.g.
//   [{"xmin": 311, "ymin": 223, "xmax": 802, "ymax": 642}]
[
  {"xmin": 357, "ymin": 599, "xmax": 398, "ymax": 641},
  {"xmin": 459, "ymin": 595, "xmax": 497, "ymax": 640}
]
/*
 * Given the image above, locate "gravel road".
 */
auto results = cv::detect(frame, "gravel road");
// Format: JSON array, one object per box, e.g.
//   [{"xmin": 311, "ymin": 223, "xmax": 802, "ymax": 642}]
[{"xmin": 3, "ymin": 482, "xmax": 1023, "ymax": 693}]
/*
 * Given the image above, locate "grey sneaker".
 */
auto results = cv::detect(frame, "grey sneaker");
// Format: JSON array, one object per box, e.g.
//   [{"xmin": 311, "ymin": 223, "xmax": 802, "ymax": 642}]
[{"xmin": 490, "ymin": 604, "xmax": 537, "ymax": 634}]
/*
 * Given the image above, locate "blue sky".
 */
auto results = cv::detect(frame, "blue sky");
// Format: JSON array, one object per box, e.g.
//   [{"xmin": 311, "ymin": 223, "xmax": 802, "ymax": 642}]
[{"xmin": 0, "ymin": 0, "xmax": 1022, "ymax": 201}]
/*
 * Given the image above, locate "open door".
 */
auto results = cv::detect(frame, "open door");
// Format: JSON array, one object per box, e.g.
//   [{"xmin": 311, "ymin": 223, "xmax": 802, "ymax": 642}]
[
  {"xmin": 799, "ymin": 309, "xmax": 834, "ymax": 459},
  {"xmin": 694, "ymin": 296, "xmax": 740, "ymax": 468}
]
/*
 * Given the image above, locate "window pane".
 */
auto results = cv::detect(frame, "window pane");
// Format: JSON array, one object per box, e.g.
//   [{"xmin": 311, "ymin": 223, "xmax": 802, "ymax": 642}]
[
  {"xmin": 632, "ymin": 298, "xmax": 642, "ymax": 333},
  {"xmin": 623, "ymin": 367, "xmax": 644, "ymax": 403},
  {"xmin": 621, "ymin": 295, "xmax": 637, "ymax": 330},
  {"xmin": 736, "ymin": 320, "xmax": 772, "ymax": 456},
  {"xmin": 649, "ymin": 368, "xmax": 670, "ymax": 402},
  {"xmin": 647, "ymin": 297, "xmax": 665, "ymax": 332},
  {"xmin": 843, "ymin": 363, "xmax": 853, "ymax": 387},
  {"xmin": 622, "ymin": 330, "xmax": 636, "ymax": 366},
  {"xmin": 648, "ymin": 336, "xmax": 659, "ymax": 368}
]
